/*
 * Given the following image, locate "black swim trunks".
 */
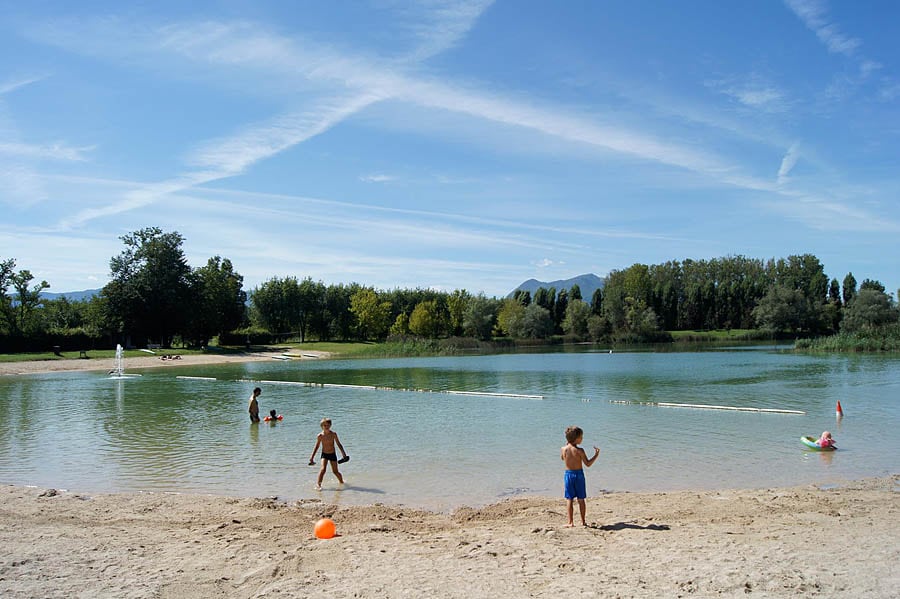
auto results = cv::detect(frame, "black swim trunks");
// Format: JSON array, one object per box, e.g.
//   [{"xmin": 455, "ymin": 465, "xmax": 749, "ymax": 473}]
[{"xmin": 321, "ymin": 452, "xmax": 338, "ymax": 462}]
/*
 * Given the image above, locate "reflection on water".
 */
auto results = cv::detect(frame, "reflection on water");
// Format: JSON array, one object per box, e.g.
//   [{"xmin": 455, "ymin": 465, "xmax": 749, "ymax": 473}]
[{"xmin": 0, "ymin": 348, "xmax": 898, "ymax": 509}]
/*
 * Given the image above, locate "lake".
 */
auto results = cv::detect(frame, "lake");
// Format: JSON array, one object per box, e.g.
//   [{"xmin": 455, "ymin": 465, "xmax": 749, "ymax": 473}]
[{"xmin": 1, "ymin": 347, "xmax": 898, "ymax": 510}]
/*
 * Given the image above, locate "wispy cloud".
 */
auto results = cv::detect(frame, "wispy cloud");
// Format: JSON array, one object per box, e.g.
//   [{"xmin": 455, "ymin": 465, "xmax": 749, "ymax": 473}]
[
  {"xmin": 0, "ymin": 75, "xmax": 47, "ymax": 96},
  {"xmin": 879, "ymin": 79, "xmax": 900, "ymax": 101},
  {"xmin": 534, "ymin": 258, "xmax": 564, "ymax": 269},
  {"xmin": 784, "ymin": 0, "xmax": 860, "ymax": 57},
  {"xmin": 360, "ymin": 173, "xmax": 396, "ymax": 183},
  {"xmin": 19, "ymin": 6, "xmax": 879, "ymax": 244},
  {"xmin": 26, "ymin": 10, "xmax": 788, "ymax": 223},
  {"xmin": 0, "ymin": 141, "xmax": 94, "ymax": 162},
  {"xmin": 777, "ymin": 143, "xmax": 801, "ymax": 186},
  {"xmin": 707, "ymin": 76, "xmax": 790, "ymax": 113},
  {"xmin": 0, "ymin": 164, "xmax": 46, "ymax": 206},
  {"xmin": 186, "ymin": 94, "xmax": 383, "ymax": 175},
  {"xmin": 763, "ymin": 188, "xmax": 900, "ymax": 233},
  {"xmin": 393, "ymin": 0, "xmax": 495, "ymax": 61},
  {"xmin": 35, "ymin": 3, "xmax": 494, "ymax": 226}
]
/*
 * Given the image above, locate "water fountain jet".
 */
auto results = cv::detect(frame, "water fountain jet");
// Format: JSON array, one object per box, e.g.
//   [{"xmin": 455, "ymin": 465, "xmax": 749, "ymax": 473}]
[{"xmin": 108, "ymin": 344, "xmax": 142, "ymax": 379}]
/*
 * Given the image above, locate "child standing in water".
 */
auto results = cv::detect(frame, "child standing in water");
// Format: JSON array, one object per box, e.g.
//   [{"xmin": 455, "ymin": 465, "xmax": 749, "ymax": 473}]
[
  {"xmin": 308, "ymin": 418, "xmax": 349, "ymax": 490},
  {"xmin": 561, "ymin": 425, "xmax": 600, "ymax": 527}
]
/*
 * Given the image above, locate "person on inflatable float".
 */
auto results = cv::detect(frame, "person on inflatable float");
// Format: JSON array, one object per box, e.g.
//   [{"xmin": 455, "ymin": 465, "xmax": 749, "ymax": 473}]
[{"xmin": 817, "ymin": 431, "xmax": 835, "ymax": 448}]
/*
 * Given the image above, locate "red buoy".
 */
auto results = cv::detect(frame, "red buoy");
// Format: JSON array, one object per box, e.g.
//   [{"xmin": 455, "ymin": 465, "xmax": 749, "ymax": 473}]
[{"xmin": 836, "ymin": 400, "xmax": 844, "ymax": 417}]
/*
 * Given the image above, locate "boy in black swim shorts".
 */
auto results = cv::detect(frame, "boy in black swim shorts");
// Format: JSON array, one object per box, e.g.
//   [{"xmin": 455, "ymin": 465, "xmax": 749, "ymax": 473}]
[{"xmin": 308, "ymin": 418, "xmax": 349, "ymax": 490}]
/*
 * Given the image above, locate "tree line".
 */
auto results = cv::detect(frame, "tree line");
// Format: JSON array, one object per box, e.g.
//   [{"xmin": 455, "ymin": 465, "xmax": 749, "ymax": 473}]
[{"xmin": 1, "ymin": 228, "xmax": 898, "ymax": 352}]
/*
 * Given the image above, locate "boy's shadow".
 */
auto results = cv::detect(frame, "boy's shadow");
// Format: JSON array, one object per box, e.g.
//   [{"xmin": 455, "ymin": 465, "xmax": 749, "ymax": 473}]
[
  {"xmin": 593, "ymin": 521, "xmax": 670, "ymax": 531},
  {"xmin": 338, "ymin": 485, "xmax": 386, "ymax": 495}
]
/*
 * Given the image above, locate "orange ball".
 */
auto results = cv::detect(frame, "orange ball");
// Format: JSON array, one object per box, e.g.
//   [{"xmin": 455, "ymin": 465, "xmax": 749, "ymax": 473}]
[{"xmin": 314, "ymin": 518, "xmax": 336, "ymax": 539}]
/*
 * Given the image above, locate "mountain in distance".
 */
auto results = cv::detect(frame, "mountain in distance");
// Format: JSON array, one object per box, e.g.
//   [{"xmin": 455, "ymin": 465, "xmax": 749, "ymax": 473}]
[
  {"xmin": 508, "ymin": 273, "xmax": 604, "ymax": 299},
  {"xmin": 39, "ymin": 288, "xmax": 102, "ymax": 302}
]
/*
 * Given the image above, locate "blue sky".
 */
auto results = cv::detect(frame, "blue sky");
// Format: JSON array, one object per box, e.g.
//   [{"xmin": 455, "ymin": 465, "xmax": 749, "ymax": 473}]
[{"xmin": 1, "ymin": 0, "xmax": 898, "ymax": 298}]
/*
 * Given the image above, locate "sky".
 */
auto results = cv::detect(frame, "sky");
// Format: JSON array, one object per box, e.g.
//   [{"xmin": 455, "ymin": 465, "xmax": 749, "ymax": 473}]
[{"xmin": 1, "ymin": 0, "xmax": 898, "ymax": 299}]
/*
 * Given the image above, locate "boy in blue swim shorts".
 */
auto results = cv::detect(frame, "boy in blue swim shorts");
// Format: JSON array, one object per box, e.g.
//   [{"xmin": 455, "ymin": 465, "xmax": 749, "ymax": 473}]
[{"xmin": 561, "ymin": 425, "xmax": 600, "ymax": 527}]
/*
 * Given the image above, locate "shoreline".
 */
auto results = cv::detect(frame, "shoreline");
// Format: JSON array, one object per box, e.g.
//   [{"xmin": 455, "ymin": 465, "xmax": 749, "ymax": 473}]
[
  {"xmin": 1, "ymin": 476, "xmax": 897, "ymax": 597},
  {"xmin": 0, "ymin": 349, "xmax": 331, "ymax": 377}
]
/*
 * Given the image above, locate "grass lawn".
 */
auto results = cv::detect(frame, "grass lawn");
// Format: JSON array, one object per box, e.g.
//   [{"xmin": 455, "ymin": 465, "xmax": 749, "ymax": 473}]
[{"xmin": 668, "ymin": 329, "xmax": 761, "ymax": 341}]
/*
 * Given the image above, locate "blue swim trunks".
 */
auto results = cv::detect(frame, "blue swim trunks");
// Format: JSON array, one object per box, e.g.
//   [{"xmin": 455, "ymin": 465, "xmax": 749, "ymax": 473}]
[{"xmin": 564, "ymin": 469, "xmax": 586, "ymax": 500}]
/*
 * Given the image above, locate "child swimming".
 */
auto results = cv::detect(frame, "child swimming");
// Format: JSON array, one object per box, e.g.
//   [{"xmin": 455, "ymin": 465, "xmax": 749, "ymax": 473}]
[{"xmin": 817, "ymin": 431, "xmax": 835, "ymax": 449}]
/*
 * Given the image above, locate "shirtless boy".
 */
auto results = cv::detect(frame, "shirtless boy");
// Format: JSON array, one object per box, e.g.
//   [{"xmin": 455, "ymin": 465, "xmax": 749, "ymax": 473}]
[
  {"xmin": 561, "ymin": 425, "xmax": 600, "ymax": 527},
  {"xmin": 248, "ymin": 387, "xmax": 261, "ymax": 423},
  {"xmin": 308, "ymin": 418, "xmax": 349, "ymax": 490}
]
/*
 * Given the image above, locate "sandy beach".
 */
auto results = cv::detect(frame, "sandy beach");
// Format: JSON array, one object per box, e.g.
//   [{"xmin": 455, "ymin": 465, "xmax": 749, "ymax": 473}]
[
  {"xmin": 0, "ymin": 350, "xmax": 330, "ymax": 377},
  {"xmin": 0, "ymin": 477, "xmax": 896, "ymax": 598},
  {"xmin": 2, "ymin": 353, "xmax": 898, "ymax": 597}
]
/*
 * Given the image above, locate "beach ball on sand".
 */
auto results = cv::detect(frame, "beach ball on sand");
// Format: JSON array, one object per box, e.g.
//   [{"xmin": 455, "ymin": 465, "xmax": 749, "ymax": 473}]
[{"xmin": 314, "ymin": 518, "xmax": 336, "ymax": 539}]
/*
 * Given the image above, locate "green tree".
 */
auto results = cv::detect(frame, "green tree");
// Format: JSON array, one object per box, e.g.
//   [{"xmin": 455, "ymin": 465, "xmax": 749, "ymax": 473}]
[
  {"xmin": 251, "ymin": 277, "xmax": 299, "ymax": 339},
  {"xmin": 859, "ymin": 279, "xmax": 886, "ymax": 293},
  {"xmin": 390, "ymin": 312, "xmax": 410, "ymax": 337},
  {"xmin": 828, "ymin": 278, "xmax": 841, "ymax": 306},
  {"xmin": 82, "ymin": 295, "xmax": 114, "ymax": 343},
  {"xmin": 41, "ymin": 297, "xmax": 85, "ymax": 332},
  {"xmin": 320, "ymin": 283, "xmax": 357, "ymax": 341},
  {"xmin": 562, "ymin": 299, "xmax": 591, "ymax": 338},
  {"xmin": 10, "ymin": 268, "xmax": 50, "ymax": 336},
  {"xmin": 770, "ymin": 254, "xmax": 828, "ymax": 333},
  {"xmin": 624, "ymin": 298, "xmax": 662, "ymax": 339},
  {"xmin": 569, "ymin": 284, "xmax": 582, "ymax": 301},
  {"xmin": 533, "ymin": 287, "xmax": 551, "ymax": 311},
  {"xmin": 840, "ymin": 289, "xmax": 898, "ymax": 333},
  {"xmin": 104, "ymin": 228, "xmax": 193, "ymax": 347},
  {"xmin": 842, "ymin": 272, "xmax": 857, "ymax": 305},
  {"xmin": 296, "ymin": 277, "xmax": 326, "ymax": 343},
  {"xmin": 520, "ymin": 303, "xmax": 554, "ymax": 339},
  {"xmin": 553, "ymin": 288, "xmax": 569, "ymax": 332},
  {"xmin": 496, "ymin": 298, "xmax": 526, "ymax": 337},
  {"xmin": 409, "ymin": 300, "xmax": 448, "ymax": 338},
  {"xmin": 751, "ymin": 285, "xmax": 811, "ymax": 334},
  {"xmin": 350, "ymin": 288, "xmax": 392, "ymax": 340},
  {"xmin": 590, "ymin": 287, "xmax": 603, "ymax": 316},
  {"xmin": 512, "ymin": 290, "xmax": 531, "ymax": 306},
  {"xmin": 0, "ymin": 258, "xmax": 14, "ymax": 334},
  {"xmin": 587, "ymin": 314, "xmax": 611, "ymax": 341},
  {"xmin": 446, "ymin": 289, "xmax": 470, "ymax": 336},
  {"xmin": 462, "ymin": 293, "xmax": 497, "ymax": 340},
  {"xmin": 601, "ymin": 270, "xmax": 628, "ymax": 331},
  {"xmin": 189, "ymin": 256, "xmax": 246, "ymax": 346}
]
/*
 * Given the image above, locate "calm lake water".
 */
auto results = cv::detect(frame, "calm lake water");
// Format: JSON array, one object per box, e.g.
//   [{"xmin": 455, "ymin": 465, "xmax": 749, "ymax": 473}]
[{"xmin": 1, "ymin": 347, "xmax": 898, "ymax": 510}]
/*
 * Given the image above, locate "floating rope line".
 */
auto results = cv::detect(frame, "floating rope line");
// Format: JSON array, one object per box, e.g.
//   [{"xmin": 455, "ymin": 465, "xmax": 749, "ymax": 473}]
[
  {"xmin": 235, "ymin": 379, "xmax": 543, "ymax": 399},
  {"xmin": 175, "ymin": 375, "xmax": 217, "ymax": 381},
  {"xmin": 609, "ymin": 400, "xmax": 804, "ymax": 415}
]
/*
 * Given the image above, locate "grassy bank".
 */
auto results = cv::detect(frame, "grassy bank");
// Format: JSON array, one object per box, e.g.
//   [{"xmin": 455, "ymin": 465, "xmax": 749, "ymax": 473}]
[
  {"xmin": 794, "ymin": 325, "xmax": 900, "ymax": 352},
  {"xmin": 0, "ymin": 347, "xmax": 202, "ymax": 363},
  {"xmin": 668, "ymin": 329, "xmax": 770, "ymax": 342}
]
